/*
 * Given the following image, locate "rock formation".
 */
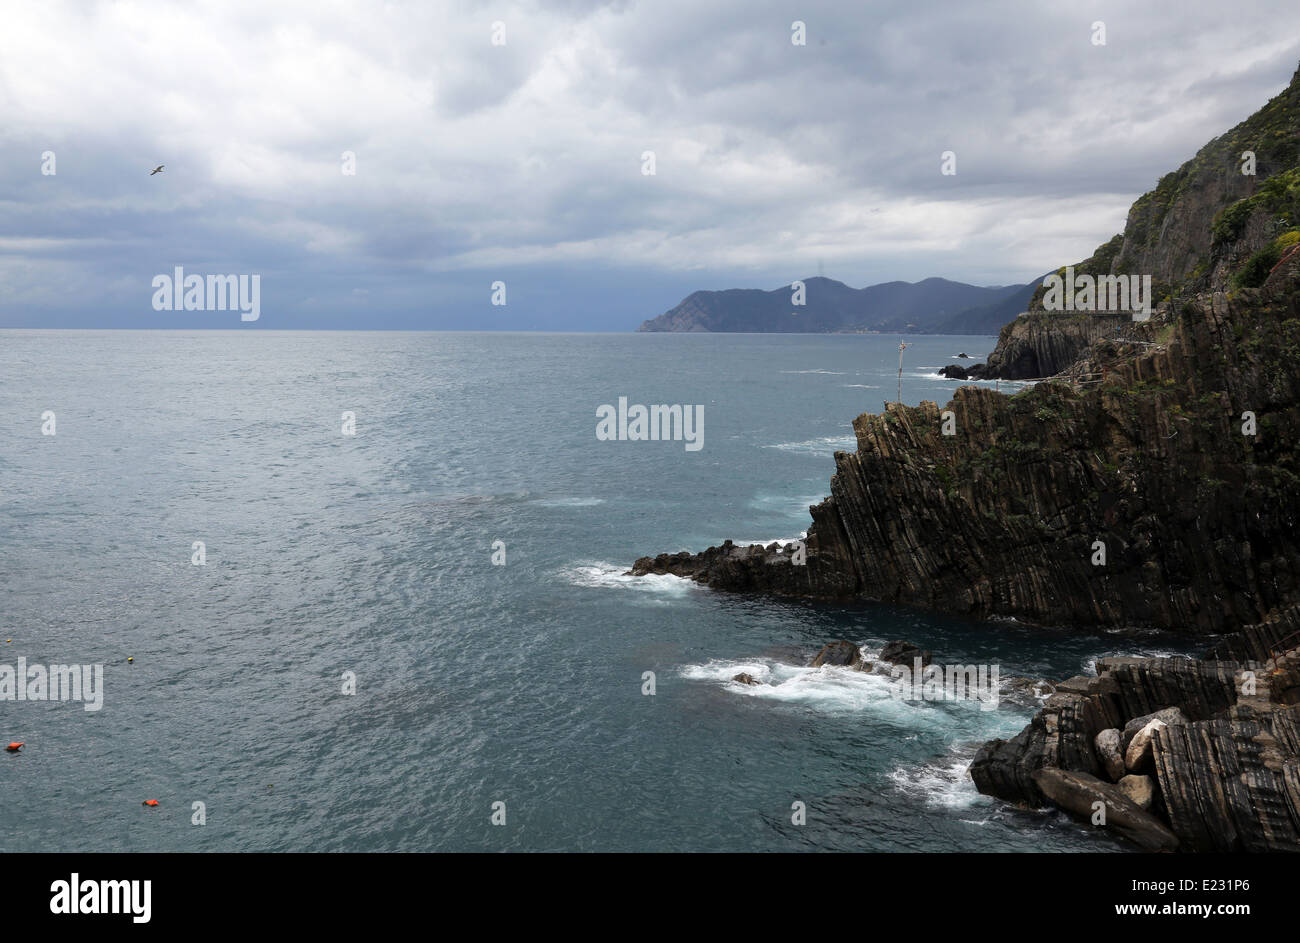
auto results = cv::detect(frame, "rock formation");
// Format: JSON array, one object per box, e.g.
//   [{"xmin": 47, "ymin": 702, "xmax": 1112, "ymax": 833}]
[
  {"xmin": 970, "ymin": 626, "xmax": 1300, "ymax": 852},
  {"xmin": 810, "ymin": 640, "xmax": 863, "ymax": 668},
  {"xmin": 630, "ymin": 64, "xmax": 1300, "ymax": 639},
  {"xmin": 877, "ymin": 640, "xmax": 931, "ymax": 667},
  {"xmin": 631, "ymin": 65, "xmax": 1300, "ymax": 852}
]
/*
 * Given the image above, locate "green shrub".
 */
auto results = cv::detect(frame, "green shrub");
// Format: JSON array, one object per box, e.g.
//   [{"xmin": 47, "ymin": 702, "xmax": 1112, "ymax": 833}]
[
  {"xmin": 1233, "ymin": 243, "xmax": 1283, "ymax": 289},
  {"xmin": 1213, "ymin": 199, "xmax": 1254, "ymax": 245}
]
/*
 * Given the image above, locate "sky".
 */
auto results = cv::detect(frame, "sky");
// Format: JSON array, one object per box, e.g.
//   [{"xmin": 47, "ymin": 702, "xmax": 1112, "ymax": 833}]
[{"xmin": 2, "ymin": 0, "xmax": 1299, "ymax": 331}]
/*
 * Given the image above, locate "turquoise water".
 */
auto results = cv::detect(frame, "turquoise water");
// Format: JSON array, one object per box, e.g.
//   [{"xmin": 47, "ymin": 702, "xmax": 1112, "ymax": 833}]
[{"xmin": 0, "ymin": 331, "xmax": 1197, "ymax": 851}]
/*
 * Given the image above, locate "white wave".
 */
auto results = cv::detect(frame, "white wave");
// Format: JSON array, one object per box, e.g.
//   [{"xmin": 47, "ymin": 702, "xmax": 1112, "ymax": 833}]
[
  {"xmin": 780, "ymin": 369, "xmax": 846, "ymax": 375},
  {"xmin": 679, "ymin": 657, "xmax": 947, "ymax": 720},
  {"xmin": 746, "ymin": 491, "xmax": 824, "ymax": 514},
  {"xmin": 887, "ymin": 754, "xmax": 985, "ymax": 810},
  {"xmin": 1082, "ymin": 649, "xmax": 1190, "ymax": 675},
  {"xmin": 567, "ymin": 562, "xmax": 696, "ymax": 596},
  {"xmin": 763, "ymin": 435, "xmax": 856, "ymax": 456},
  {"xmin": 535, "ymin": 497, "xmax": 606, "ymax": 507},
  {"xmin": 842, "ymin": 384, "xmax": 881, "ymax": 389},
  {"xmin": 731, "ymin": 532, "xmax": 808, "ymax": 547}
]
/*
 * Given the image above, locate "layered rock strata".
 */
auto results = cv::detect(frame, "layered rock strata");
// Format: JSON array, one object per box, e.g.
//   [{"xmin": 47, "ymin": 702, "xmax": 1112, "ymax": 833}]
[{"xmin": 970, "ymin": 631, "xmax": 1300, "ymax": 852}]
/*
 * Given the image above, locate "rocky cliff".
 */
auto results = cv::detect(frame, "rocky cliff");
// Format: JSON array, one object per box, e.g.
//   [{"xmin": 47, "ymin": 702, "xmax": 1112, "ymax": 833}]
[
  {"xmin": 970, "ymin": 64, "xmax": 1300, "ymax": 381},
  {"xmin": 631, "ymin": 65, "xmax": 1300, "ymax": 639},
  {"xmin": 966, "ymin": 309, "xmax": 1125, "ymax": 381},
  {"xmin": 634, "ymin": 253, "xmax": 1300, "ymax": 635}
]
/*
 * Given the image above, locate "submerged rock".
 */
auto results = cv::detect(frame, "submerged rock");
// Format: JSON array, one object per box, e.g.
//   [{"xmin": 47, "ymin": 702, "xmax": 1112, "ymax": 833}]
[
  {"xmin": 878, "ymin": 640, "xmax": 932, "ymax": 667},
  {"xmin": 998, "ymin": 676, "xmax": 1059, "ymax": 710},
  {"xmin": 732, "ymin": 673, "xmax": 760, "ymax": 685}
]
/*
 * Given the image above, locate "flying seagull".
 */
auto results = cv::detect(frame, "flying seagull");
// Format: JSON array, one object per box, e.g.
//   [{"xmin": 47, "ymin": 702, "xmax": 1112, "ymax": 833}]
[{"xmin": 149, "ymin": 165, "xmax": 164, "ymax": 175}]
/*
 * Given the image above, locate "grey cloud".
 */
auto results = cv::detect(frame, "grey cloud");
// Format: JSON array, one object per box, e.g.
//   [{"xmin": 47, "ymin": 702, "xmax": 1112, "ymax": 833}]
[{"xmin": 1, "ymin": 0, "xmax": 1298, "ymax": 329}]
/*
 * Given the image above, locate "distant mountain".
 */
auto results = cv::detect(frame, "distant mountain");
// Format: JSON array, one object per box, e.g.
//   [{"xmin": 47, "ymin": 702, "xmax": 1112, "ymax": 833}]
[
  {"xmin": 933, "ymin": 278, "xmax": 1041, "ymax": 334},
  {"xmin": 637, "ymin": 276, "xmax": 1035, "ymax": 333}
]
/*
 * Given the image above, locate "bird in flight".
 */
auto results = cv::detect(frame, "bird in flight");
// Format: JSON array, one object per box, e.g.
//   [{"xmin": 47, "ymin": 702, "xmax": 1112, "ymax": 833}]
[{"xmin": 149, "ymin": 165, "xmax": 164, "ymax": 175}]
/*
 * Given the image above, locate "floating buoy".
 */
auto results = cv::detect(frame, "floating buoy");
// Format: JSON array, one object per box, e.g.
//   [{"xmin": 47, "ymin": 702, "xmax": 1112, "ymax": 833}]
[
  {"xmin": 127, "ymin": 657, "xmax": 134, "ymax": 663},
  {"xmin": 141, "ymin": 799, "xmax": 159, "ymax": 807},
  {"xmin": 5, "ymin": 742, "xmax": 23, "ymax": 752}
]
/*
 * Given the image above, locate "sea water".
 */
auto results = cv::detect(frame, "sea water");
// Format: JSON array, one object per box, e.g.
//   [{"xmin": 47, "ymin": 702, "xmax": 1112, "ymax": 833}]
[{"xmin": 0, "ymin": 330, "xmax": 1198, "ymax": 851}]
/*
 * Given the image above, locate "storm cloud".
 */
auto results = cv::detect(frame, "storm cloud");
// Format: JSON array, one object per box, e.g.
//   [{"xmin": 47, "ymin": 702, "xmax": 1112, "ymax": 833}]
[{"xmin": 2, "ymin": 0, "xmax": 1297, "ymax": 329}]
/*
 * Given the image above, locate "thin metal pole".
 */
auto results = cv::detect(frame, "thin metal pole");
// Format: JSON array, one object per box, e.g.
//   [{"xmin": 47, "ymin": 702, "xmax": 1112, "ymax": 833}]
[{"xmin": 897, "ymin": 340, "xmax": 909, "ymax": 404}]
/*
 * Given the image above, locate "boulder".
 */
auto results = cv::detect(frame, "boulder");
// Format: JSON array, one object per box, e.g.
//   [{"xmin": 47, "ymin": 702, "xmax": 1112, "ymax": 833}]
[
  {"xmin": 1031, "ymin": 769, "xmax": 1179, "ymax": 852},
  {"xmin": 810, "ymin": 640, "xmax": 862, "ymax": 668},
  {"xmin": 938, "ymin": 364, "xmax": 970, "ymax": 380},
  {"xmin": 1094, "ymin": 728, "xmax": 1125, "ymax": 782},
  {"xmin": 1124, "ymin": 718, "xmax": 1167, "ymax": 773},
  {"xmin": 970, "ymin": 724, "xmax": 1050, "ymax": 806},
  {"xmin": 1117, "ymin": 774, "xmax": 1156, "ymax": 810},
  {"xmin": 878, "ymin": 640, "xmax": 932, "ymax": 667},
  {"xmin": 1055, "ymin": 675, "xmax": 1096, "ymax": 695},
  {"xmin": 975, "ymin": 646, "xmax": 1300, "ymax": 852},
  {"xmin": 1120, "ymin": 707, "xmax": 1187, "ymax": 754}
]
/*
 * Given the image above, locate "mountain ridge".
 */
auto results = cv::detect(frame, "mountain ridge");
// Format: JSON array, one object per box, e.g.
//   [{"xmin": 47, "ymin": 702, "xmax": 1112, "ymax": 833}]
[{"xmin": 637, "ymin": 275, "xmax": 1035, "ymax": 334}]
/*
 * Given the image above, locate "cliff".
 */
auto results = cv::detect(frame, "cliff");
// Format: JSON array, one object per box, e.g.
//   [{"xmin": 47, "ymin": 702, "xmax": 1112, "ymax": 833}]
[
  {"xmin": 971, "ymin": 63, "xmax": 1300, "ymax": 380},
  {"xmin": 634, "ymin": 259, "xmax": 1300, "ymax": 635},
  {"xmin": 630, "ymin": 65, "xmax": 1300, "ymax": 638}
]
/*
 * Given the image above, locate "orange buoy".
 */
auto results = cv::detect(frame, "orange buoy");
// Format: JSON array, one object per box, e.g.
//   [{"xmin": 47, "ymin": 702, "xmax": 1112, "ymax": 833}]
[
  {"xmin": 142, "ymin": 799, "xmax": 159, "ymax": 807},
  {"xmin": 5, "ymin": 742, "xmax": 23, "ymax": 752}
]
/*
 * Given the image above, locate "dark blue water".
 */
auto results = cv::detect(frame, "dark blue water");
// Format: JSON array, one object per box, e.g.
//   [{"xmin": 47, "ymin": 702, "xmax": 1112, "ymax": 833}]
[{"xmin": 0, "ymin": 331, "xmax": 1198, "ymax": 851}]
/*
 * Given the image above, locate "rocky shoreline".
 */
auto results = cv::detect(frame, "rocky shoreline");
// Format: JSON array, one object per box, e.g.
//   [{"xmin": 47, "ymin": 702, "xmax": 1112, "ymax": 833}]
[
  {"xmin": 970, "ymin": 615, "xmax": 1300, "ymax": 851},
  {"xmin": 762, "ymin": 630, "xmax": 1300, "ymax": 851},
  {"xmin": 630, "ymin": 65, "xmax": 1300, "ymax": 851},
  {"xmin": 630, "ymin": 67, "xmax": 1300, "ymax": 639},
  {"xmin": 631, "ymin": 254, "xmax": 1300, "ymax": 636}
]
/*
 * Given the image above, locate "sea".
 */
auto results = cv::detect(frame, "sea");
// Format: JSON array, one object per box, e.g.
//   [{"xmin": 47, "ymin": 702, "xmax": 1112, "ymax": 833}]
[{"xmin": 0, "ymin": 330, "xmax": 1201, "ymax": 852}]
